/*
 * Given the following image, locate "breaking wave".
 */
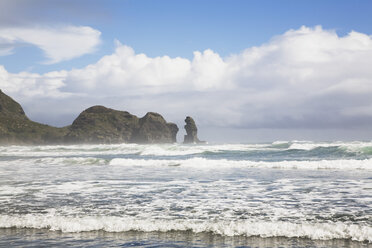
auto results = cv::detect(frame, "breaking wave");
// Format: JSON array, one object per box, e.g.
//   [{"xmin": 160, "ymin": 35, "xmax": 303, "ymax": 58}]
[
  {"xmin": 0, "ymin": 215, "xmax": 370, "ymax": 242},
  {"xmin": 1, "ymin": 141, "xmax": 372, "ymax": 159},
  {"xmin": 109, "ymin": 157, "xmax": 372, "ymax": 170}
]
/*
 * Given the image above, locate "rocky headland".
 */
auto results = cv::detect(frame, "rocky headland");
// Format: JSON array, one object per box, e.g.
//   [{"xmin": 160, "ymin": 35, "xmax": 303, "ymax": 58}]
[
  {"xmin": 0, "ymin": 90, "xmax": 182, "ymax": 145},
  {"xmin": 0, "ymin": 90, "xmax": 68, "ymax": 145}
]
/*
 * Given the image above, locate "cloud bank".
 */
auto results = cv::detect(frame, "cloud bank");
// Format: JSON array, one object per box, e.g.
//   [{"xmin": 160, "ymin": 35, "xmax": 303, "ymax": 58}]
[{"xmin": 1, "ymin": 26, "xmax": 372, "ymax": 134}]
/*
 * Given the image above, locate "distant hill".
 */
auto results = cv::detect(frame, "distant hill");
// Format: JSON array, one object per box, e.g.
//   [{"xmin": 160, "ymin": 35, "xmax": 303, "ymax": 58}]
[{"xmin": 0, "ymin": 90, "xmax": 178, "ymax": 145}]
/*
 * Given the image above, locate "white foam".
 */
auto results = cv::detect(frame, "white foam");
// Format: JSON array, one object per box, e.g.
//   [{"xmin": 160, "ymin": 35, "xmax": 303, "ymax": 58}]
[
  {"xmin": 2, "ymin": 142, "xmax": 372, "ymax": 159},
  {"xmin": 0, "ymin": 157, "xmax": 107, "ymax": 167},
  {"xmin": 0, "ymin": 143, "xmax": 277, "ymax": 158},
  {"xmin": 137, "ymin": 143, "xmax": 275, "ymax": 156},
  {"xmin": 109, "ymin": 157, "xmax": 372, "ymax": 170},
  {"xmin": 272, "ymin": 141, "xmax": 290, "ymax": 145},
  {"xmin": 287, "ymin": 140, "xmax": 372, "ymax": 152},
  {"xmin": 139, "ymin": 145, "xmax": 206, "ymax": 156},
  {"xmin": 0, "ymin": 186, "xmax": 25, "ymax": 195},
  {"xmin": 1, "ymin": 141, "xmax": 372, "ymax": 153},
  {"xmin": 0, "ymin": 215, "xmax": 370, "ymax": 242},
  {"xmin": 288, "ymin": 142, "xmax": 336, "ymax": 150},
  {"xmin": 0, "ymin": 144, "xmax": 141, "ymax": 157}
]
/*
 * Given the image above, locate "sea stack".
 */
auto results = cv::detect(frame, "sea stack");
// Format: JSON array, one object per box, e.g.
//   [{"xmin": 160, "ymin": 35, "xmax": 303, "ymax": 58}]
[{"xmin": 183, "ymin": 116, "xmax": 205, "ymax": 144}]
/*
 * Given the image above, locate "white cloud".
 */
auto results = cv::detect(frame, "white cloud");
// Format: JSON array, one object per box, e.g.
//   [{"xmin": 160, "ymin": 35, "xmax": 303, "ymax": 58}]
[
  {"xmin": 0, "ymin": 65, "xmax": 69, "ymax": 97},
  {"xmin": 64, "ymin": 44, "xmax": 192, "ymax": 94},
  {"xmin": 1, "ymin": 26, "xmax": 372, "ymax": 133},
  {"xmin": 0, "ymin": 25, "xmax": 101, "ymax": 64}
]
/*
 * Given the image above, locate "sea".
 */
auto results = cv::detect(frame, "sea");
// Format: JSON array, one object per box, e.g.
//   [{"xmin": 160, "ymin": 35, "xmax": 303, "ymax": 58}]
[{"xmin": 0, "ymin": 141, "xmax": 371, "ymax": 248}]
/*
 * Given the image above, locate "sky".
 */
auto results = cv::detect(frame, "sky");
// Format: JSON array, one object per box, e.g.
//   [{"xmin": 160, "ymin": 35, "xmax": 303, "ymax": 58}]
[{"xmin": 1, "ymin": 0, "xmax": 372, "ymax": 142}]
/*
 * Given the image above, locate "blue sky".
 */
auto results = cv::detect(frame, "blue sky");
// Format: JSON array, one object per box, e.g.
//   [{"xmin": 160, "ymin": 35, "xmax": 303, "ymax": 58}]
[
  {"xmin": 2, "ymin": 0, "xmax": 372, "ymax": 73},
  {"xmin": 1, "ymin": 0, "xmax": 372, "ymax": 142}
]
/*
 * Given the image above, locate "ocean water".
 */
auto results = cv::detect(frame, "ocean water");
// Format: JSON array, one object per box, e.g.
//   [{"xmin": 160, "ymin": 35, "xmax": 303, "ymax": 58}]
[{"xmin": 0, "ymin": 141, "xmax": 371, "ymax": 247}]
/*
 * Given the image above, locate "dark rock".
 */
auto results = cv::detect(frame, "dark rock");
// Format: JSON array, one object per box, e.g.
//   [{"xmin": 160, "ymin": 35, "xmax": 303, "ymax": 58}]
[
  {"xmin": 0, "ymin": 90, "xmax": 179, "ymax": 145},
  {"xmin": 0, "ymin": 90, "xmax": 67, "ymax": 145},
  {"xmin": 167, "ymin": 123, "xmax": 179, "ymax": 143},
  {"xmin": 131, "ymin": 112, "xmax": 178, "ymax": 143},
  {"xmin": 65, "ymin": 107, "xmax": 179, "ymax": 144},
  {"xmin": 0, "ymin": 89, "xmax": 27, "ymax": 119},
  {"xmin": 183, "ymin": 116, "xmax": 205, "ymax": 144},
  {"xmin": 66, "ymin": 108, "xmax": 178, "ymax": 144},
  {"xmin": 65, "ymin": 105, "xmax": 140, "ymax": 144}
]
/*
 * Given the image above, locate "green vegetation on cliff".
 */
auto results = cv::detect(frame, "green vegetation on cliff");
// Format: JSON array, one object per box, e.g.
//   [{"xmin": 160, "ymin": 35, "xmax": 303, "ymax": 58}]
[
  {"xmin": 65, "ymin": 105, "xmax": 139, "ymax": 143},
  {"xmin": 0, "ymin": 90, "xmax": 67, "ymax": 145},
  {"xmin": 131, "ymin": 112, "xmax": 178, "ymax": 143},
  {"xmin": 0, "ymin": 90, "xmax": 178, "ymax": 145}
]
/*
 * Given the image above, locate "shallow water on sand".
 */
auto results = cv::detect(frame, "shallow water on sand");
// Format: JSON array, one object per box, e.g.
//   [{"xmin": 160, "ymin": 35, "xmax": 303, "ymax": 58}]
[{"xmin": 0, "ymin": 229, "xmax": 370, "ymax": 248}]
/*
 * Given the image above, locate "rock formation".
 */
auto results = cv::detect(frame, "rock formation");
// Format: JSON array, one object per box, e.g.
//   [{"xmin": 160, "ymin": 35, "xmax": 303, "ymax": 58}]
[
  {"xmin": 0, "ymin": 90, "xmax": 179, "ymax": 145},
  {"xmin": 0, "ymin": 90, "xmax": 67, "ymax": 145},
  {"xmin": 183, "ymin": 116, "xmax": 205, "ymax": 144},
  {"xmin": 65, "ymin": 105, "xmax": 140, "ymax": 143},
  {"xmin": 130, "ymin": 112, "xmax": 178, "ymax": 143}
]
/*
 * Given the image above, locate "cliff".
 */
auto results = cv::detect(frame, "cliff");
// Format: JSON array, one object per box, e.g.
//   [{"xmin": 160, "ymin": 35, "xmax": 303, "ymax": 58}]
[
  {"xmin": 130, "ymin": 112, "xmax": 178, "ymax": 144},
  {"xmin": 0, "ymin": 90, "xmax": 67, "ymax": 144},
  {"xmin": 65, "ymin": 106, "xmax": 178, "ymax": 144},
  {"xmin": 0, "ymin": 90, "xmax": 178, "ymax": 145},
  {"xmin": 65, "ymin": 105, "xmax": 139, "ymax": 143}
]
